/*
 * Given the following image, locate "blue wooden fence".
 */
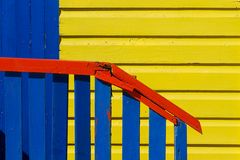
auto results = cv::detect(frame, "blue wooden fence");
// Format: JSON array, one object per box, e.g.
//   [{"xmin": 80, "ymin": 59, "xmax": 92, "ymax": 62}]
[
  {"xmin": 0, "ymin": 71, "xmax": 188, "ymax": 160},
  {"xmin": 0, "ymin": 0, "xmax": 187, "ymax": 159}
]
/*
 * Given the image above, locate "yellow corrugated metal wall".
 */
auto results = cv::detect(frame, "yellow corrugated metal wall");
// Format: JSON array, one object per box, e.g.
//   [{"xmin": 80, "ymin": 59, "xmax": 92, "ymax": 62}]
[{"xmin": 59, "ymin": 0, "xmax": 240, "ymax": 159}]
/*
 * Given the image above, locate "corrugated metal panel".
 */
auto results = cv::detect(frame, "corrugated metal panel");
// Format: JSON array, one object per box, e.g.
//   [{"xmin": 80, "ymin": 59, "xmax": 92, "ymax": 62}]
[{"xmin": 59, "ymin": 0, "xmax": 240, "ymax": 159}]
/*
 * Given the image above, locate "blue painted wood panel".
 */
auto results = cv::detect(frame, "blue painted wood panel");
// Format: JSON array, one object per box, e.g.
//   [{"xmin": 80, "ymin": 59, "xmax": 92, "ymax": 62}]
[
  {"xmin": 45, "ymin": 0, "xmax": 59, "ymax": 60},
  {"xmin": 1, "ymin": 0, "xmax": 21, "ymax": 159},
  {"xmin": 16, "ymin": 0, "xmax": 30, "ymax": 159},
  {"xmin": 174, "ymin": 119, "xmax": 187, "ymax": 160},
  {"xmin": 122, "ymin": 92, "xmax": 140, "ymax": 160},
  {"xmin": 0, "ymin": 0, "xmax": 4, "ymax": 158},
  {"xmin": 2, "ymin": 0, "xmax": 16, "ymax": 57},
  {"xmin": 28, "ymin": 74, "xmax": 46, "ymax": 160},
  {"xmin": 74, "ymin": 75, "xmax": 91, "ymax": 160},
  {"xmin": 4, "ymin": 73, "xmax": 22, "ymax": 160},
  {"xmin": 95, "ymin": 79, "xmax": 112, "ymax": 160},
  {"xmin": 52, "ymin": 74, "xmax": 68, "ymax": 160},
  {"xmin": 44, "ymin": 0, "xmax": 60, "ymax": 159},
  {"xmin": 45, "ymin": 74, "xmax": 53, "ymax": 159},
  {"xmin": 0, "ymin": 0, "xmax": 60, "ymax": 159},
  {"xmin": 149, "ymin": 110, "xmax": 166, "ymax": 160},
  {"xmin": 29, "ymin": 0, "xmax": 46, "ymax": 159},
  {"xmin": 16, "ymin": 0, "xmax": 30, "ymax": 58},
  {"xmin": 31, "ymin": 0, "xmax": 44, "ymax": 58}
]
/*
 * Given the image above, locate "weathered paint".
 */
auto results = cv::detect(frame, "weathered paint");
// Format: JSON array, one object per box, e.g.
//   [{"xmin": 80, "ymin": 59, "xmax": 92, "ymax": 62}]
[{"xmin": 174, "ymin": 119, "xmax": 187, "ymax": 160}]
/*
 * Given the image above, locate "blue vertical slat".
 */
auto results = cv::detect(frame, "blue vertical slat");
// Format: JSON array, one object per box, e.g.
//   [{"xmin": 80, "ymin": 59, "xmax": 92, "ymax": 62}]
[
  {"xmin": 95, "ymin": 79, "xmax": 112, "ymax": 160},
  {"xmin": 31, "ymin": 0, "xmax": 44, "ymax": 59},
  {"xmin": 16, "ymin": 0, "xmax": 30, "ymax": 159},
  {"xmin": 149, "ymin": 110, "xmax": 166, "ymax": 160},
  {"xmin": 21, "ymin": 72, "xmax": 29, "ymax": 160},
  {"xmin": 0, "ymin": 83, "xmax": 3, "ymax": 159},
  {"xmin": 44, "ymin": 0, "xmax": 59, "ymax": 60},
  {"xmin": 75, "ymin": 75, "xmax": 91, "ymax": 160},
  {"xmin": 0, "ymin": 71, "xmax": 4, "ymax": 160},
  {"xmin": 4, "ymin": 73, "xmax": 22, "ymax": 160},
  {"xmin": 52, "ymin": 74, "xmax": 68, "ymax": 160},
  {"xmin": 16, "ymin": 0, "xmax": 30, "ymax": 58},
  {"xmin": 28, "ymin": 74, "xmax": 46, "ymax": 160},
  {"xmin": 44, "ymin": 0, "xmax": 59, "ymax": 158},
  {"xmin": 29, "ymin": 0, "xmax": 45, "ymax": 159},
  {"xmin": 174, "ymin": 119, "xmax": 187, "ymax": 160},
  {"xmin": 2, "ymin": 0, "xmax": 16, "ymax": 57},
  {"xmin": 0, "ymin": 0, "xmax": 4, "ymax": 158},
  {"xmin": 2, "ymin": 0, "xmax": 22, "ymax": 159},
  {"xmin": 0, "ymin": 76, "xmax": 3, "ymax": 160},
  {"xmin": 45, "ymin": 74, "xmax": 53, "ymax": 159},
  {"xmin": 122, "ymin": 92, "xmax": 140, "ymax": 160}
]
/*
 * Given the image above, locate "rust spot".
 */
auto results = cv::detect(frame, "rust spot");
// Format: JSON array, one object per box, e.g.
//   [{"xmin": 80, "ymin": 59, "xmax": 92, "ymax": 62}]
[
  {"xmin": 131, "ymin": 75, "xmax": 137, "ymax": 79},
  {"xmin": 107, "ymin": 111, "xmax": 111, "ymax": 121},
  {"xmin": 98, "ymin": 62, "xmax": 112, "ymax": 71}
]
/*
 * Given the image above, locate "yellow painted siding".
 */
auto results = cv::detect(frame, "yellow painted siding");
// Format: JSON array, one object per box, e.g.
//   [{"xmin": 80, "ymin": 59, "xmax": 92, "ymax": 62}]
[
  {"xmin": 61, "ymin": 38, "xmax": 240, "ymax": 64},
  {"xmin": 60, "ymin": 0, "xmax": 240, "ymax": 8},
  {"xmin": 68, "ymin": 92, "xmax": 240, "ymax": 118},
  {"xmin": 67, "ymin": 66, "xmax": 240, "ymax": 91},
  {"xmin": 60, "ymin": 10, "xmax": 240, "ymax": 36},
  {"xmin": 68, "ymin": 146, "xmax": 240, "ymax": 160},
  {"xmin": 67, "ymin": 119, "xmax": 240, "ymax": 145},
  {"xmin": 60, "ymin": 0, "xmax": 240, "ymax": 159}
]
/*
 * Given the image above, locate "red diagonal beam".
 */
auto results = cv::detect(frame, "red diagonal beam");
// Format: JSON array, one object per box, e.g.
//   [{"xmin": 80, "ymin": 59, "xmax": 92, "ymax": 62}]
[
  {"xmin": 111, "ymin": 64, "xmax": 202, "ymax": 133},
  {"xmin": 0, "ymin": 57, "xmax": 202, "ymax": 133},
  {"xmin": 95, "ymin": 71, "xmax": 178, "ymax": 124}
]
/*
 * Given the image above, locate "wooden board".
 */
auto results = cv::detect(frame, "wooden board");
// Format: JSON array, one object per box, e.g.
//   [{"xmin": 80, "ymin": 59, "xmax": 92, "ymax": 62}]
[
  {"xmin": 61, "ymin": 38, "xmax": 240, "ymax": 64},
  {"xmin": 67, "ymin": 120, "xmax": 240, "ymax": 145},
  {"xmin": 67, "ymin": 66, "xmax": 240, "ymax": 91},
  {"xmin": 60, "ymin": 0, "xmax": 240, "ymax": 8},
  {"xmin": 68, "ymin": 92, "xmax": 240, "ymax": 118},
  {"xmin": 67, "ymin": 145, "xmax": 240, "ymax": 160},
  {"xmin": 60, "ymin": 10, "xmax": 240, "ymax": 36}
]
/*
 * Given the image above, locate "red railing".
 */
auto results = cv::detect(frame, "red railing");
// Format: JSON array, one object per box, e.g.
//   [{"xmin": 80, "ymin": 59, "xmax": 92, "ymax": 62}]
[
  {"xmin": 0, "ymin": 57, "xmax": 201, "ymax": 159},
  {"xmin": 0, "ymin": 57, "xmax": 201, "ymax": 133}
]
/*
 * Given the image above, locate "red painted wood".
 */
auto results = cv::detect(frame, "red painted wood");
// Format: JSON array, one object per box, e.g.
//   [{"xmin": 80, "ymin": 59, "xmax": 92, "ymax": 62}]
[
  {"xmin": 0, "ymin": 57, "xmax": 202, "ymax": 133},
  {"xmin": 0, "ymin": 58, "xmax": 107, "ymax": 75},
  {"xmin": 111, "ymin": 64, "xmax": 202, "ymax": 133}
]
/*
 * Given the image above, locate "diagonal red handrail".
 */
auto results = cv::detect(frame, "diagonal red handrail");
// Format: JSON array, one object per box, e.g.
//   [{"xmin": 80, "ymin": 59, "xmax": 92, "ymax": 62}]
[{"xmin": 0, "ymin": 57, "xmax": 202, "ymax": 133}]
